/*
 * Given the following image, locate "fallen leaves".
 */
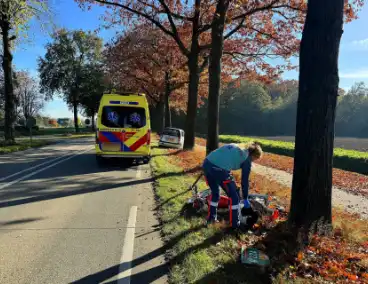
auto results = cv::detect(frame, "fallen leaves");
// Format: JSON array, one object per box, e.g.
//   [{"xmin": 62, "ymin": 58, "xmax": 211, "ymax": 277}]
[
  {"xmin": 255, "ymin": 152, "xmax": 368, "ymax": 197},
  {"xmin": 295, "ymin": 235, "xmax": 368, "ymax": 282}
]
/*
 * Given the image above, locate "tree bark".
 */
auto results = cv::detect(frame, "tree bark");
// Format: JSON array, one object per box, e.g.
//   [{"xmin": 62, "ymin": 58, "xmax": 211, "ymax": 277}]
[
  {"xmin": 183, "ymin": 0, "xmax": 201, "ymax": 149},
  {"xmin": 1, "ymin": 21, "xmax": 16, "ymax": 144},
  {"xmin": 159, "ymin": 94, "xmax": 166, "ymax": 133},
  {"xmin": 164, "ymin": 71, "xmax": 172, "ymax": 128},
  {"xmin": 206, "ymin": 0, "xmax": 229, "ymax": 155},
  {"xmin": 289, "ymin": 0, "xmax": 344, "ymax": 233},
  {"xmin": 91, "ymin": 113, "xmax": 96, "ymax": 131},
  {"xmin": 72, "ymin": 93, "xmax": 79, "ymax": 133},
  {"xmin": 167, "ymin": 100, "xmax": 172, "ymax": 127}
]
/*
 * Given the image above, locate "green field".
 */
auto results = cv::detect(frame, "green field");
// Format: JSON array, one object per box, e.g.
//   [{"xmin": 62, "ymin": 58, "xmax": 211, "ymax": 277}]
[
  {"xmin": 220, "ymin": 135, "xmax": 368, "ymax": 175},
  {"xmin": 0, "ymin": 140, "xmax": 52, "ymax": 155}
]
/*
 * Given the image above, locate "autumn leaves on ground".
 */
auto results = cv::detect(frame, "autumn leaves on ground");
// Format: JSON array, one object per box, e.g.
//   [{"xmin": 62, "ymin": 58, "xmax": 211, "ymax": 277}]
[{"xmin": 151, "ymin": 138, "xmax": 368, "ymax": 283}]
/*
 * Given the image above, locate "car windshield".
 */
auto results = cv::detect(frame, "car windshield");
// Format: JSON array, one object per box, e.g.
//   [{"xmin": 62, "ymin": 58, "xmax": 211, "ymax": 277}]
[
  {"xmin": 162, "ymin": 129, "xmax": 180, "ymax": 137},
  {"xmin": 101, "ymin": 106, "xmax": 146, "ymax": 128}
]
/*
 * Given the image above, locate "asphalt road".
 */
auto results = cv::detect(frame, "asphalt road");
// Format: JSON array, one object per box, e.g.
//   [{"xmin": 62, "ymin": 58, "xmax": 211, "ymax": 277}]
[{"xmin": 0, "ymin": 138, "xmax": 167, "ymax": 284}]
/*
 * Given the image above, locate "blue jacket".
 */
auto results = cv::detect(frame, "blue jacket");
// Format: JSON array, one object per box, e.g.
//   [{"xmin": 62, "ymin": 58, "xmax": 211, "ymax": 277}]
[{"xmin": 206, "ymin": 144, "xmax": 252, "ymax": 207}]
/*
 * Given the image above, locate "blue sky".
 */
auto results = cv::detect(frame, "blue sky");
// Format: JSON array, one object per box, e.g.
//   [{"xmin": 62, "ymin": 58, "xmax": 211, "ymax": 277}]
[{"xmin": 13, "ymin": 1, "xmax": 368, "ymax": 118}]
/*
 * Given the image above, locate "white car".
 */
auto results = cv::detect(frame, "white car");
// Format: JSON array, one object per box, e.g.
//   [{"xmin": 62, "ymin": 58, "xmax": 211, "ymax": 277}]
[{"xmin": 159, "ymin": 127, "xmax": 185, "ymax": 149}]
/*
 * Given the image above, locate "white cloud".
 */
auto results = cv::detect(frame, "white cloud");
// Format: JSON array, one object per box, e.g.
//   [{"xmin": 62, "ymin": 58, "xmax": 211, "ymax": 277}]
[
  {"xmin": 341, "ymin": 38, "xmax": 368, "ymax": 51},
  {"xmin": 340, "ymin": 69, "xmax": 368, "ymax": 79},
  {"xmin": 351, "ymin": 38, "xmax": 368, "ymax": 50}
]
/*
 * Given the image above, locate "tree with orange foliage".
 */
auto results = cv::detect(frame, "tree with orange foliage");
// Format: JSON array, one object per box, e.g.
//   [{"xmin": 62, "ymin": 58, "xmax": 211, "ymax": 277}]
[{"xmin": 104, "ymin": 24, "xmax": 209, "ymax": 132}]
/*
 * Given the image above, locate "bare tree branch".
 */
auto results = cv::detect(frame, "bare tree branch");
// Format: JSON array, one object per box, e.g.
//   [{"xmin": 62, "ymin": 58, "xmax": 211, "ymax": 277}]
[{"xmin": 93, "ymin": 0, "xmax": 190, "ymax": 56}]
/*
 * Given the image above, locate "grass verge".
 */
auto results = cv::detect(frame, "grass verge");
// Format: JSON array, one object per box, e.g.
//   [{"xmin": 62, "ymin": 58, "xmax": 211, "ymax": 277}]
[
  {"xmin": 18, "ymin": 127, "xmax": 93, "ymax": 136},
  {"xmin": 0, "ymin": 140, "xmax": 52, "ymax": 155},
  {"xmin": 0, "ymin": 133, "xmax": 93, "ymax": 155},
  {"xmin": 220, "ymin": 135, "xmax": 368, "ymax": 175},
  {"xmin": 151, "ymin": 144, "xmax": 368, "ymax": 283}
]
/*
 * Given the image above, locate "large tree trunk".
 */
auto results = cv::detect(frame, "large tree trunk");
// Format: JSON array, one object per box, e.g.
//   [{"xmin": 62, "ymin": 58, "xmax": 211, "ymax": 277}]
[
  {"xmin": 206, "ymin": 0, "xmax": 229, "ymax": 155},
  {"xmin": 1, "ymin": 22, "xmax": 16, "ymax": 144},
  {"xmin": 289, "ymin": 0, "xmax": 344, "ymax": 233},
  {"xmin": 164, "ymin": 71, "xmax": 172, "ymax": 128},
  {"xmin": 159, "ymin": 94, "xmax": 166, "ymax": 133},
  {"xmin": 91, "ymin": 113, "xmax": 96, "ymax": 131},
  {"xmin": 183, "ymin": 0, "xmax": 201, "ymax": 149},
  {"xmin": 72, "ymin": 93, "xmax": 79, "ymax": 133},
  {"xmin": 167, "ymin": 100, "xmax": 172, "ymax": 128}
]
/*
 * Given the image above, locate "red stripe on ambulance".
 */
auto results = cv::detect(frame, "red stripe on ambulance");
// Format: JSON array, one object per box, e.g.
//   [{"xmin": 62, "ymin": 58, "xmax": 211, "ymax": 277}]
[{"xmin": 129, "ymin": 132, "xmax": 148, "ymax": 151}]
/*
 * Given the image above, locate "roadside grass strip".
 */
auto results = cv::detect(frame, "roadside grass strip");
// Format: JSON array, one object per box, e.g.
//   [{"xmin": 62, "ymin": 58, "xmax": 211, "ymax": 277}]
[{"xmin": 0, "ymin": 140, "xmax": 52, "ymax": 155}]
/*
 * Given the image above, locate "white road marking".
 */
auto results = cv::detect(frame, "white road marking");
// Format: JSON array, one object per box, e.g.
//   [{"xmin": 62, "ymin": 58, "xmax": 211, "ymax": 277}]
[
  {"xmin": 135, "ymin": 166, "xmax": 142, "ymax": 179},
  {"xmin": 0, "ymin": 147, "xmax": 93, "ymax": 190},
  {"xmin": 117, "ymin": 206, "xmax": 138, "ymax": 284},
  {"xmin": 0, "ymin": 146, "xmax": 79, "ymax": 182}
]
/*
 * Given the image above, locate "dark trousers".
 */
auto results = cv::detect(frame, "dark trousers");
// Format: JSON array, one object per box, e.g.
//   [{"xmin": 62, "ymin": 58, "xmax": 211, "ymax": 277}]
[{"xmin": 202, "ymin": 159, "xmax": 240, "ymax": 228}]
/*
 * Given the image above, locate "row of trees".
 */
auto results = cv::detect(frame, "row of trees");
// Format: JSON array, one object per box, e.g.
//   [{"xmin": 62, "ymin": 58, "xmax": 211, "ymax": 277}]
[
  {"xmin": 76, "ymin": 0, "xmax": 307, "ymax": 151},
  {"xmin": 161, "ymin": 80, "xmax": 368, "ymax": 138}
]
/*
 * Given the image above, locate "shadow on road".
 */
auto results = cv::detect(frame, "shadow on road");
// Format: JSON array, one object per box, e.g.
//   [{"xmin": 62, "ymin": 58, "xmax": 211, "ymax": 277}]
[
  {"xmin": 0, "ymin": 217, "xmax": 45, "ymax": 227},
  {"xmin": 0, "ymin": 140, "xmax": 95, "ymax": 179},
  {"xmin": 71, "ymin": 224, "xmax": 206, "ymax": 284},
  {"xmin": 0, "ymin": 149, "xmax": 200, "ymax": 210},
  {"xmin": 0, "ymin": 177, "xmax": 154, "ymax": 209},
  {"xmin": 12, "ymin": 153, "xmax": 140, "ymax": 181}
]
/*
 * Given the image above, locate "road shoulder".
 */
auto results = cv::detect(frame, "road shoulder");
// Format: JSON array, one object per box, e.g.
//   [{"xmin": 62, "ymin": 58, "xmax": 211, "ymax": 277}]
[{"xmin": 132, "ymin": 163, "xmax": 168, "ymax": 283}]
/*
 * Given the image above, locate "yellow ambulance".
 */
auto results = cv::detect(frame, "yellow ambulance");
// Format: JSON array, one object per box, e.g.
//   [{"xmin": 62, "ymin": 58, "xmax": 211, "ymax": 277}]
[{"xmin": 95, "ymin": 92, "xmax": 151, "ymax": 165}]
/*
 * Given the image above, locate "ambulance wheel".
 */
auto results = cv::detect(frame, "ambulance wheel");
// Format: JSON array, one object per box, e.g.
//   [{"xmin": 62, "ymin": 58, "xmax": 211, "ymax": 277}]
[
  {"xmin": 143, "ymin": 156, "xmax": 151, "ymax": 164},
  {"xmin": 122, "ymin": 158, "xmax": 134, "ymax": 167},
  {"xmin": 96, "ymin": 155, "xmax": 106, "ymax": 167}
]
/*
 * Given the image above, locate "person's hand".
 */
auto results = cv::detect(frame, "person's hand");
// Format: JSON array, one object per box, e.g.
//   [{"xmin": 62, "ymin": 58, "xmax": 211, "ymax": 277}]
[{"xmin": 243, "ymin": 198, "xmax": 251, "ymax": 209}]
